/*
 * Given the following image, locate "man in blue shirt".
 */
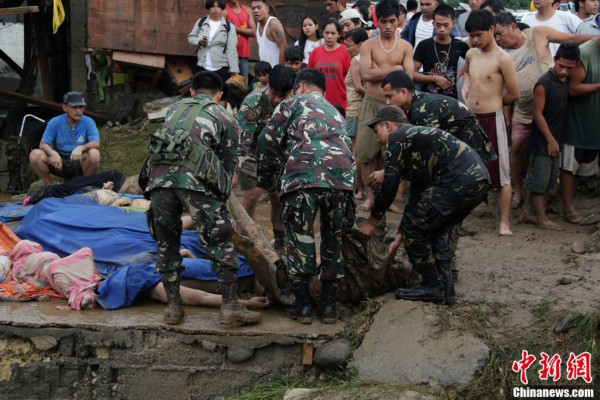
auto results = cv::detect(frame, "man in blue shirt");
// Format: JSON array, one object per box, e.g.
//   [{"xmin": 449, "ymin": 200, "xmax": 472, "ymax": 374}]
[{"xmin": 29, "ymin": 92, "xmax": 100, "ymax": 184}]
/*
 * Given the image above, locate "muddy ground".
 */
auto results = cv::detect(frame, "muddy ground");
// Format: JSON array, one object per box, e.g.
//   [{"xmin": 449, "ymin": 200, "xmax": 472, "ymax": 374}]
[{"xmin": 4, "ymin": 122, "xmax": 599, "ymax": 399}]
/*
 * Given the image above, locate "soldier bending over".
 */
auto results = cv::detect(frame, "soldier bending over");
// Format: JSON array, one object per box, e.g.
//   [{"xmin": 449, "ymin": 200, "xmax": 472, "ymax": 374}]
[
  {"xmin": 359, "ymin": 106, "xmax": 490, "ymax": 304},
  {"xmin": 257, "ymin": 69, "xmax": 355, "ymax": 324}
]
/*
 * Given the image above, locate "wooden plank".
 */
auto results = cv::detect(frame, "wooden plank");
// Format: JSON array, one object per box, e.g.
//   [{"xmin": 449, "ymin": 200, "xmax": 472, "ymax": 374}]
[
  {"xmin": 0, "ymin": 6, "xmax": 39, "ymax": 16},
  {"xmin": 0, "ymin": 88, "xmax": 108, "ymax": 123},
  {"xmin": 33, "ymin": 13, "xmax": 53, "ymax": 101},
  {"xmin": 302, "ymin": 343, "xmax": 314, "ymax": 365},
  {"xmin": 0, "ymin": 49, "xmax": 23, "ymax": 76},
  {"xmin": 87, "ymin": 0, "xmax": 326, "ymax": 57},
  {"xmin": 112, "ymin": 51, "xmax": 165, "ymax": 69}
]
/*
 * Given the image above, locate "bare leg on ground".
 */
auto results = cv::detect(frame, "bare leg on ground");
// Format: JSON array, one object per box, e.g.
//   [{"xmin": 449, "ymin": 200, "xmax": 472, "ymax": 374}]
[
  {"xmin": 149, "ymin": 283, "xmax": 269, "ymax": 309},
  {"xmin": 498, "ymin": 184, "xmax": 513, "ymax": 236}
]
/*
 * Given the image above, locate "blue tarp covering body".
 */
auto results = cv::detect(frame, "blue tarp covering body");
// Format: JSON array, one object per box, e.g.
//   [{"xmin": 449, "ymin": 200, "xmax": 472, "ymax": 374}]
[
  {"xmin": 14, "ymin": 195, "xmax": 253, "ymax": 309},
  {"xmin": 0, "ymin": 202, "xmax": 33, "ymax": 222}
]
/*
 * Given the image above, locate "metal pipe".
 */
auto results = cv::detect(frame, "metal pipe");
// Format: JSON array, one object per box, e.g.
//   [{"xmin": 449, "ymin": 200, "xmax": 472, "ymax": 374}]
[{"xmin": 18, "ymin": 114, "xmax": 46, "ymax": 140}]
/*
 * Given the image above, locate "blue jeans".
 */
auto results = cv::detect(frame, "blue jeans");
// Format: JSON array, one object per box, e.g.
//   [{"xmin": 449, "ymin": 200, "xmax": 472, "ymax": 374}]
[{"xmin": 239, "ymin": 58, "xmax": 249, "ymax": 85}]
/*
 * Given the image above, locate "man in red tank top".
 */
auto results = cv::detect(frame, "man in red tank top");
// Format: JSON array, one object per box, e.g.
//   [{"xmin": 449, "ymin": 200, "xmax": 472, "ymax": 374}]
[{"xmin": 226, "ymin": 0, "xmax": 256, "ymax": 84}]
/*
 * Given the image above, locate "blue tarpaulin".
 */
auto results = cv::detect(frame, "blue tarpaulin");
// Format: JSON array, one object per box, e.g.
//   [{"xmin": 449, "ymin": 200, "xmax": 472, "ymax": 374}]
[
  {"xmin": 14, "ymin": 195, "xmax": 253, "ymax": 309},
  {"xmin": 0, "ymin": 202, "xmax": 32, "ymax": 222}
]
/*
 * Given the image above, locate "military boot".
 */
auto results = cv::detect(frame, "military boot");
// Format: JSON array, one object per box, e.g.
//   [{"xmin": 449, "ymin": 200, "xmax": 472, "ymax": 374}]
[
  {"xmin": 437, "ymin": 259, "xmax": 455, "ymax": 305},
  {"xmin": 219, "ymin": 282, "xmax": 261, "ymax": 325},
  {"xmin": 161, "ymin": 273, "xmax": 184, "ymax": 325},
  {"xmin": 395, "ymin": 265, "xmax": 445, "ymax": 304},
  {"xmin": 286, "ymin": 278, "xmax": 313, "ymax": 324},
  {"xmin": 318, "ymin": 281, "xmax": 337, "ymax": 324},
  {"xmin": 273, "ymin": 229, "xmax": 286, "ymax": 255}
]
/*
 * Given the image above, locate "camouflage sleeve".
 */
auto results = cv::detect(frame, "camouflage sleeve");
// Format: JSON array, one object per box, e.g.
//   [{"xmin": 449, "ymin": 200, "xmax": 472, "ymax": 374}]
[
  {"xmin": 370, "ymin": 131, "xmax": 407, "ymax": 220},
  {"xmin": 419, "ymin": 108, "xmax": 442, "ymax": 129},
  {"xmin": 193, "ymin": 106, "xmax": 240, "ymax": 177},
  {"xmin": 256, "ymin": 100, "xmax": 291, "ymax": 190},
  {"xmin": 236, "ymin": 93, "xmax": 261, "ymax": 169},
  {"xmin": 217, "ymin": 112, "xmax": 241, "ymax": 176}
]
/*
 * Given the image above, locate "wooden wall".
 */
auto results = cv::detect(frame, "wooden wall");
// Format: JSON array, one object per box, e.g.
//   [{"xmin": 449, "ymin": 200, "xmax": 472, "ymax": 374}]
[{"xmin": 88, "ymin": 0, "xmax": 329, "ymax": 58}]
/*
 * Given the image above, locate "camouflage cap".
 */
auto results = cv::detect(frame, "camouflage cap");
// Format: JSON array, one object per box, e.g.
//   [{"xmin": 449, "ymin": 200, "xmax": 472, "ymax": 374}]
[{"xmin": 364, "ymin": 105, "xmax": 408, "ymax": 128}]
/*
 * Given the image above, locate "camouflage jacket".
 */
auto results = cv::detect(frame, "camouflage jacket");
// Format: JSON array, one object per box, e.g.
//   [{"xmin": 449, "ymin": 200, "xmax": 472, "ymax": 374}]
[
  {"xmin": 236, "ymin": 88, "xmax": 274, "ymax": 177},
  {"xmin": 256, "ymin": 92, "xmax": 355, "ymax": 195},
  {"xmin": 371, "ymin": 124, "xmax": 490, "ymax": 220},
  {"xmin": 147, "ymin": 93, "xmax": 240, "ymax": 195},
  {"xmin": 408, "ymin": 91, "xmax": 497, "ymax": 164}
]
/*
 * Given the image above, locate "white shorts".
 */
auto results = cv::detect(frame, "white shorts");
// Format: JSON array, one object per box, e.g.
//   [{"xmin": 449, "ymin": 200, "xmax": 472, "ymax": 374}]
[{"xmin": 559, "ymin": 144, "xmax": 599, "ymax": 177}]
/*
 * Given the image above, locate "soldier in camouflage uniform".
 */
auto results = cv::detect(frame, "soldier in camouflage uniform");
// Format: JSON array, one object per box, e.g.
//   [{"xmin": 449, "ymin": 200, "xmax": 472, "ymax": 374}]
[
  {"xmin": 144, "ymin": 71, "xmax": 260, "ymax": 326},
  {"xmin": 236, "ymin": 65, "xmax": 296, "ymax": 252},
  {"xmin": 257, "ymin": 68, "xmax": 355, "ymax": 324},
  {"xmin": 380, "ymin": 70, "xmax": 497, "ymax": 279},
  {"xmin": 360, "ymin": 106, "xmax": 490, "ymax": 304}
]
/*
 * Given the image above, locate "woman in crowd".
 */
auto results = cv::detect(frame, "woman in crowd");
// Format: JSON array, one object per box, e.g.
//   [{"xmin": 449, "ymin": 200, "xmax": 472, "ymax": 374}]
[
  {"xmin": 295, "ymin": 15, "xmax": 324, "ymax": 65},
  {"xmin": 188, "ymin": 0, "xmax": 239, "ymax": 100},
  {"xmin": 308, "ymin": 19, "xmax": 351, "ymax": 110}
]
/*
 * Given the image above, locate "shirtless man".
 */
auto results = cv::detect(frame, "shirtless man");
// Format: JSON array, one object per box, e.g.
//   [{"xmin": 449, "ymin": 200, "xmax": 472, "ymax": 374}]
[
  {"xmin": 357, "ymin": 0, "xmax": 414, "ymax": 211},
  {"xmin": 462, "ymin": 10, "xmax": 520, "ymax": 236},
  {"xmin": 494, "ymin": 12, "xmax": 598, "ymax": 208},
  {"xmin": 250, "ymin": 0, "xmax": 287, "ymax": 66}
]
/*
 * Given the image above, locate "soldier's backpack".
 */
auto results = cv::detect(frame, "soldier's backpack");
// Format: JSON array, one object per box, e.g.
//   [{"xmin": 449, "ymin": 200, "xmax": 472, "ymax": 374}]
[{"xmin": 147, "ymin": 97, "xmax": 231, "ymax": 199}]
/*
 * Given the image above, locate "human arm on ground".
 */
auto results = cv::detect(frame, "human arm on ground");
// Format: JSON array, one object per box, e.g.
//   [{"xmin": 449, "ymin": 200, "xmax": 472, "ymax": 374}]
[
  {"xmin": 532, "ymin": 84, "xmax": 559, "ymax": 156},
  {"xmin": 499, "ymin": 53, "xmax": 520, "ymax": 105},
  {"xmin": 350, "ymin": 58, "xmax": 366, "ymax": 95},
  {"xmin": 569, "ymin": 59, "xmax": 600, "ymax": 96}
]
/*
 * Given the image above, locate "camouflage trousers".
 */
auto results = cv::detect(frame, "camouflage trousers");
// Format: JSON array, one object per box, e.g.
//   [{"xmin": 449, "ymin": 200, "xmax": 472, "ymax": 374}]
[
  {"xmin": 149, "ymin": 188, "xmax": 238, "ymax": 283},
  {"xmin": 400, "ymin": 181, "xmax": 489, "ymax": 272},
  {"xmin": 281, "ymin": 188, "xmax": 355, "ymax": 284}
]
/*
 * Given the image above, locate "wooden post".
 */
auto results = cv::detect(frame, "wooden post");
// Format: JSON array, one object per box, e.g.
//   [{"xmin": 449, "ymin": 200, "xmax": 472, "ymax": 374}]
[
  {"xmin": 33, "ymin": 13, "xmax": 54, "ymax": 101},
  {"xmin": 303, "ymin": 343, "xmax": 314, "ymax": 365}
]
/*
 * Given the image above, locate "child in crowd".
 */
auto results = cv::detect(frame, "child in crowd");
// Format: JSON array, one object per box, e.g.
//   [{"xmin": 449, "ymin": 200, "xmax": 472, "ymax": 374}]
[
  {"xmin": 295, "ymin": 15, "xmax": 324, "ymax": 64},
  {"xmin": 520, "ymin": 43, "xmax": 580, "ymax": 230},
  {"xmin": 251, "ymin": 61, "xmax": 272, "ymax": 92},
  {"xmin": 413, "ymin": 4, "xmax": 469, "ymax": 98},
  {"xmin": 284, "ymin": 46, "xmax": 304, "ymax": 74}
]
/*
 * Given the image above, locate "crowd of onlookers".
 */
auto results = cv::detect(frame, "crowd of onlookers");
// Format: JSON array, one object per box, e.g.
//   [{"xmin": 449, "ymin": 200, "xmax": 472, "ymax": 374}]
[
  {"xmin": 180, "ymin": 0, "xmax": 600, "ymax": 228},
  {"xmin": 183, "ymin": 0, "xmax": 600, "ymax": 233}
]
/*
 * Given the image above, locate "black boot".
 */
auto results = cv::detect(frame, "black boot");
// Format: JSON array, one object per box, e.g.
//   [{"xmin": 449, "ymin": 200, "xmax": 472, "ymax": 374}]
[
  {"xmin": 318, "ymin": 282, "xmax": 337, "ymax": 324},
  {"xmin": 286, "ymin": 278, "xmax": 313, "ymax": 324},
  {"xmin": 437, "ymin": 259, "xmax": 455, "ymax": 304},
  {"xmin": 161, "ymin": 273, "xmax": 184, "ymax": 325},
  {"xmin": 395, "ymin": 265, "xmax": 445, "ymax": 304},
  {"xmin": 219, "ymin": 281, "xmax": 261, "ymax": 325}
]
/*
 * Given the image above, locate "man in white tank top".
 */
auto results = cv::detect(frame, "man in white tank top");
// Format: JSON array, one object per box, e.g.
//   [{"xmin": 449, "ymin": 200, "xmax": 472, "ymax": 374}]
[
  {"xmin": 250, "ymin": 0, "xmax": 287, "ymax": 66},
  {"xmin": 494, "ymin": 11, "xmax": 598, "ymax": 208}
]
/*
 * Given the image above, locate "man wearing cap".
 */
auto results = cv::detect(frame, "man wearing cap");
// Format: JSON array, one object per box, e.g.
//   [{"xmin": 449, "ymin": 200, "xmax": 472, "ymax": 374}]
[
  {"xmin": 359, "ymin": 105, "xmax": 490, "ymax": 304},
  {"xmin": 340, "ymin": 9, "xmax": 367, "ymax": 34},
  {"xmin": 29, "ymin": 92, "xmax": 100, "ymax": 185}
]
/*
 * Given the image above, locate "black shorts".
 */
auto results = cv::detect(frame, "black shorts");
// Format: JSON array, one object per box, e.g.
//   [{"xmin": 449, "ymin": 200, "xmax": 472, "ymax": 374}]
[{"xmin": 48, "ymin": 155, "xmax": 83, "ymax": 181}]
